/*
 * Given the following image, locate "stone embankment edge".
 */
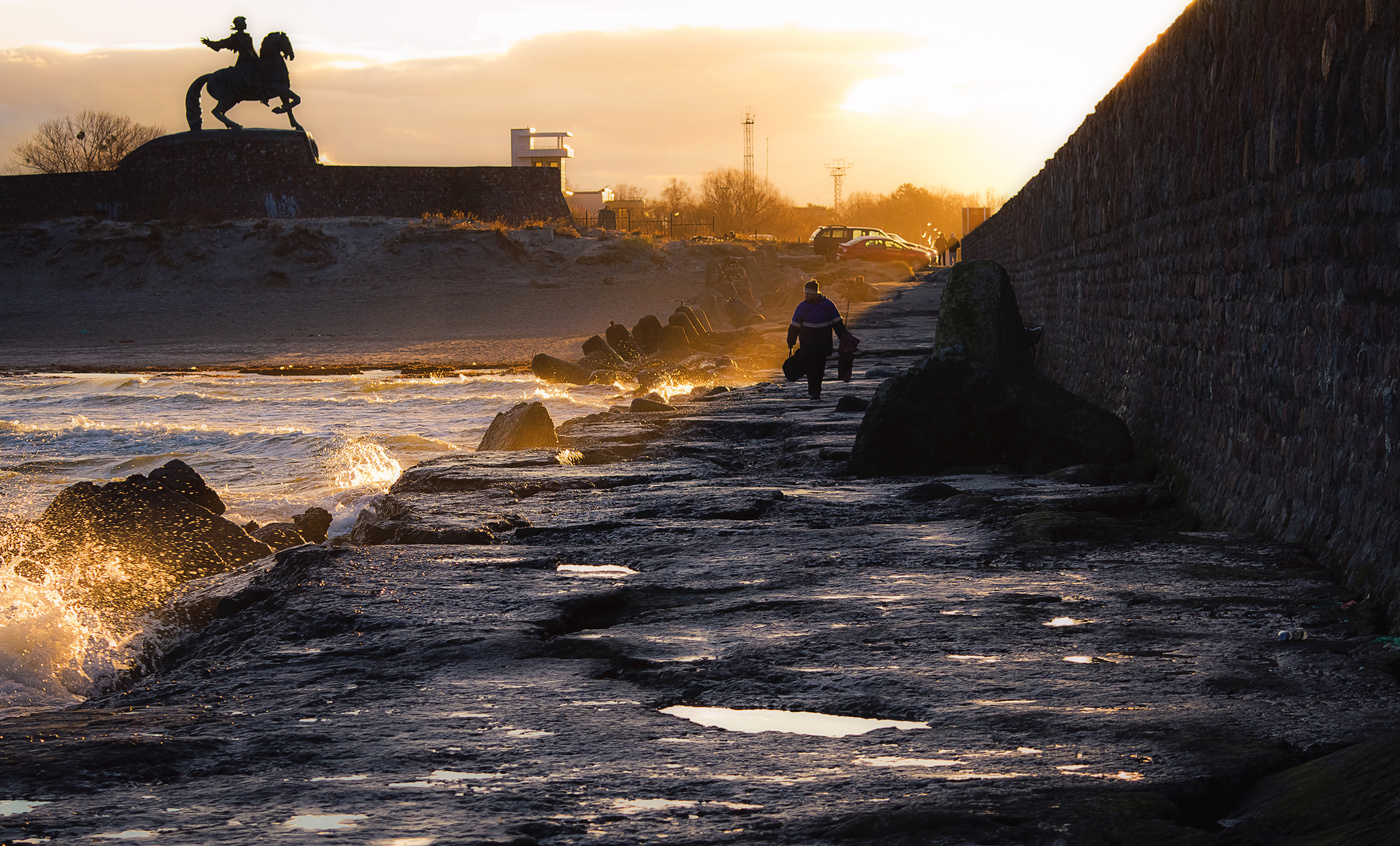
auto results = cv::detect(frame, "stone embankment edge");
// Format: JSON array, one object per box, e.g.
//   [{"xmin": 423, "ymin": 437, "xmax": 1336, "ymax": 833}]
[{"xmin": 962, "ymin": 0, "xmax": 1400, "ymax": 625}]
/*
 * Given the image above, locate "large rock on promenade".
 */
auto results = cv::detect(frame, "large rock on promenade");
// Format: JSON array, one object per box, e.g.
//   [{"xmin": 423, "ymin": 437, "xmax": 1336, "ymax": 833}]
[
  {"xmin": 850, "ymin": 261, "xmax": 1132, "ymax": 476},
  {"xmin": 476, "ymin": 401, "xmax": 559, "ymax": 451}
]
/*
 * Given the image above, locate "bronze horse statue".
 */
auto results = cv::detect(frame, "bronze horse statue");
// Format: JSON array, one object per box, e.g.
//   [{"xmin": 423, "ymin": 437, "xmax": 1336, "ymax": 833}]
[{"xmin": 186, "ymin": 32, "xmax": 303, "ymax": 132}]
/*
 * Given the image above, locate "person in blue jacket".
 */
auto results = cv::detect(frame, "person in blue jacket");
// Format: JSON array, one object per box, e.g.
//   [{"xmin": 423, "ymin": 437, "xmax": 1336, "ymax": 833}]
[{"xmin": 787, "ymin": 280, "xmax": 853, "ymax": 400}]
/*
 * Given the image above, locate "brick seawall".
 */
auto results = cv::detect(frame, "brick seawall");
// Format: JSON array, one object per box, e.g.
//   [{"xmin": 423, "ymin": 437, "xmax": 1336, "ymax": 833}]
[{"xmin": 962, "ymin": 0, "xmax": 1400, "ymax": 619}]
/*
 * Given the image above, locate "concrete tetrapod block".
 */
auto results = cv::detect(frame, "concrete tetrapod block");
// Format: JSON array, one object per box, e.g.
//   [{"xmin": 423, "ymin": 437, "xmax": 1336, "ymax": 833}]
[
  {"xmin": 530, "ymin": 353, "xmax": 591, "ymax": 386},
  {"xmin": 476, "ymin": 401, "xmax": 559, "ymax": 451}
]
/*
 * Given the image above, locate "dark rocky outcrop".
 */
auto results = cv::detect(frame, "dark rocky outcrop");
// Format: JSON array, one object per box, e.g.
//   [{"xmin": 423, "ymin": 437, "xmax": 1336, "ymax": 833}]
[
  {"xmin": 37, "ymin": 464, "xmax": 273, "ymax": 613},
  {"xmin": 850, "ymin": 261, "xmax": 1132, "ymax": 476},
  {"xmin": 630, "ymin": 397, "xmax": 677, "ymax": 413},
  {"xmin": 348, "ymin": 495, "xmax": 498, "ymax": 546},
  {"xmin": 477, "ymin": 401, "xmax": 559, "ymax": 451},
  {"xmin": 530, "ymin": 353, "xmax": 591, "ymax": 386}
]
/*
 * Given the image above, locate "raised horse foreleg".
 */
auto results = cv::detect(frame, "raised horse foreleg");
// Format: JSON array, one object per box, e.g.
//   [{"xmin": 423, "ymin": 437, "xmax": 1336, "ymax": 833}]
[{"xmin": 271, "ymin": 89, "xmax": 304, "ymax": 132}]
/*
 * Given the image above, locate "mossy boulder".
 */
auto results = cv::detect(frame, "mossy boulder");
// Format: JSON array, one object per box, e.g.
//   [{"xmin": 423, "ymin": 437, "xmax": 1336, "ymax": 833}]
[{"xmin": 850, "ymin": 261, "xmax": 1132, "ymax": 476}]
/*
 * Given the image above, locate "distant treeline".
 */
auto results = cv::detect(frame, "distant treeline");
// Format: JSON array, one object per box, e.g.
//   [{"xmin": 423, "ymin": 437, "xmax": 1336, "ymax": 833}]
[{"xmin": 592, "ymin": 175, "xmax": 1008, "ymax": 244}]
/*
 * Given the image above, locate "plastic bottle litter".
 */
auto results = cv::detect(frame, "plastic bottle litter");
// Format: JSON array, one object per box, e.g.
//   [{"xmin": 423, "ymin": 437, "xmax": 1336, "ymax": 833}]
[{"xmin": 1277, "ymin": 629, "xmax": 1308, "ymax": 641}]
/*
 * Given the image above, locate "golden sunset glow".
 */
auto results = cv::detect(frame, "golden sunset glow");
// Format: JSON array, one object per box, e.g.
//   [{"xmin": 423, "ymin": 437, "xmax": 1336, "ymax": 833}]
[{"xmin": 0, "ymin": 1, "xmax": 1190, "ymax": 202}]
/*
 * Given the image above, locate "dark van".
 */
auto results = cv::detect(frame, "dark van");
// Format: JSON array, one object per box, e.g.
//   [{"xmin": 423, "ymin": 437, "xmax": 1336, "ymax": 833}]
[{"xmin": 810, "ymin": 225, "xmax": 890, "ymax": 260}]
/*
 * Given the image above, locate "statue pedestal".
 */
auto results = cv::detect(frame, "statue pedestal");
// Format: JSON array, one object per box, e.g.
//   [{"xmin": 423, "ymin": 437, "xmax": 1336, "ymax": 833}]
[{"xmin": 119, "ymin": 129, "xmax": 320, "ymax": 172}]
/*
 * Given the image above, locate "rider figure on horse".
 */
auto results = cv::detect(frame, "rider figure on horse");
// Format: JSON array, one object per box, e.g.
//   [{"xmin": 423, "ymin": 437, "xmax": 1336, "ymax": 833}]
[
  {"xmin": 188, "ymin": 16, "xmax": 303, "ymax": 132},
  {"xmin": 201, "ymin": 17, "xmax": 262, "ymax": 100}
]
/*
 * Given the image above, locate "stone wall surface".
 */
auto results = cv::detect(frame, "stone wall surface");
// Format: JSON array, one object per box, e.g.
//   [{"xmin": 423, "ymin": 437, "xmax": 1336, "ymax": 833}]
[
  {"xmin": 962, "ymin": 0, "xmax": 1400, "ymax": 619},
  {"xmin": 0, "ymin": 130, "xmax": 569, "ymax": 224}
]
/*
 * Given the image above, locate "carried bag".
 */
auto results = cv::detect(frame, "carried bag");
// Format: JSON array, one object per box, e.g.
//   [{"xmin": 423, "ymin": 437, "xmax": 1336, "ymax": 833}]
[
  {"xmin": 782, "ymin": 349, "xmax": 805, "ymax": 382},
  {"xmin": 837, "ymin": 333, "xmax": 861, "ymax": 382}
]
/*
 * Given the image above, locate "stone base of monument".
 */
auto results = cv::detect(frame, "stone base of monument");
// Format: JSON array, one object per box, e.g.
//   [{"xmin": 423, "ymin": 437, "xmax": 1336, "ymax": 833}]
[{"xmin": 0, "ymin": 129, "xmax": 568, "ymax": 224}]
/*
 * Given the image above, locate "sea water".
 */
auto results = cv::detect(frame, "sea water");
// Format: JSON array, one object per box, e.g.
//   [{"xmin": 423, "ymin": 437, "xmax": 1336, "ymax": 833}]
[{"xmin": 0, "ymin": 369, "xmax": 644, "ymax": 717}]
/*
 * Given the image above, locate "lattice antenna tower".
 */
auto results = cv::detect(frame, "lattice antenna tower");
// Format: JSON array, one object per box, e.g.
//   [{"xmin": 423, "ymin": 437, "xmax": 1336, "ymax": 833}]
[
  {"xmin": 825, "ymin": 159, "xmax": 853, "ymax": 212},
  {"xmin": 742, "ymin": 110, "xmax": 756, "ymax": 180}
]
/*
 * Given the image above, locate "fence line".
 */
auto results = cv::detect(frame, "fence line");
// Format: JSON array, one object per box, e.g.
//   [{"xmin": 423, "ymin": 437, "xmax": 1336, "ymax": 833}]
[{"xmin": 571, "ymin": 212, "xmax": 715, "ymax": 238}]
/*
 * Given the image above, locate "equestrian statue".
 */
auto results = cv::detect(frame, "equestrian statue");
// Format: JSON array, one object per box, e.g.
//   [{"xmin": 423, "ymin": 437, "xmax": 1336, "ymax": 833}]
[{"xmin": 186, "ymin": 16, "xmax": 303, "ymax": 132}]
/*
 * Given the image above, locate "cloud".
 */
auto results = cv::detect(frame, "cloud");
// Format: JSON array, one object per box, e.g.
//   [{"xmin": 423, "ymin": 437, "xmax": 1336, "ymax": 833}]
[{"xmin": 0, "ymin": 27, "xmax": 1059, "ymax": 202}]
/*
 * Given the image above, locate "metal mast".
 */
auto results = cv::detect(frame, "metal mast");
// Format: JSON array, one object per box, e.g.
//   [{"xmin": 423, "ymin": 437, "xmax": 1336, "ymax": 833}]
[
  {"xmin": 825, "ymin": 159, "xmax": 852, "ymax": 213},
  {"xmin": 742, "ymin": 110, "xmax": 755, "ymax": 180}
]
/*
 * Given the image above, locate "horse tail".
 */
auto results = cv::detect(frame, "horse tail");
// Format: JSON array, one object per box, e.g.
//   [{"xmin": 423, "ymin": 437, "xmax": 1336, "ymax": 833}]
[{"xmin": 185, "ymin": 73, "xmax": 212, "ymax": 131}]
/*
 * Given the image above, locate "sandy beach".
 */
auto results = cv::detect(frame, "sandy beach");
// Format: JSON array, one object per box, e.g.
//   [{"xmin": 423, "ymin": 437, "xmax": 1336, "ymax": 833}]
[{"xmin": 0, "ymin": 218, "xmax": 760, "ymax": 371}]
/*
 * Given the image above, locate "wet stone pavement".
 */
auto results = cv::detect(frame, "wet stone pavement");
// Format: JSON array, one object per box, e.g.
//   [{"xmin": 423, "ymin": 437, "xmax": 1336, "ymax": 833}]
[{"xmin": 4, "ymin": 278, "xmax": 1399, "ymax": 845}]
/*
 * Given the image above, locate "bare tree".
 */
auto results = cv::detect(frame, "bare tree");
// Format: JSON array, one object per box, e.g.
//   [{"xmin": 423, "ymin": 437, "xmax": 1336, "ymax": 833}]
[
  {"xmin": 611, "ymin": 183, "xmax": 649, "ymax": 202},
  {"xmin": 658, "ymin": 177, "xmax": 694, "ymax": 217},
  {"xmin": 5, "ymin": 111, "xmax": 165, "ymax": 174},
  {"xmin": 697, "ymin": 168, "xmax": 796, "ymax": 236}
]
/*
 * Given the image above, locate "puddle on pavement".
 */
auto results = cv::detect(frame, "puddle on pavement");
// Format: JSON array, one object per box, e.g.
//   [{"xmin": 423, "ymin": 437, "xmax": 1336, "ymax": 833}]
[
  {"xmin": 661, "ymin": 706, "xmax": 929, "ymax": 737},
  {"xmin": 286, "ymin": 814, "xmax": 368, "ymax": 831},
  {"xmin": 1045, "ymin": 618, "xmax": 1088, "ymax": 627},
  {"xmin": 612, "ymin": 798, "xmax": 697, "ymax": 813},
  {"xmin": 310, "ymin": 775, "xmax": 368, "ymax": 782},
  {"xmin": 1063, "ymin": 656, "xmax": 1095, "ymax": 664},
  {"xmin": 0, "ymin": 801, "xmax": 49, "ymax": 816},
  {"xmin": 856, "ymin": 756, "xmax": 963, "ymax": 768},
  {"xmin": 556, "ymin": 563, "xmax": 638, "ymax": 577},
  {"xmin": 505, "ymin": 729, "xmax": 554, "ymax": 738},
  {"xmin": 947, "ymin": 655, "xmax": 999, "ymax": 663},
  {"xmin": 389, "ymin": 771, "xmax": 496, "ymax": 788},
  {"xmin": 93, "ymin": 832, "xmax": 156, "ymax": 840}
]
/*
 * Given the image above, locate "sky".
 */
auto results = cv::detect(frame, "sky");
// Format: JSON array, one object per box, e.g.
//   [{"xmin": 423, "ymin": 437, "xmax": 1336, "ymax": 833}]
[{"xmin": 0, "ymin": 0, "xmax": 1193, "ymax": 205}]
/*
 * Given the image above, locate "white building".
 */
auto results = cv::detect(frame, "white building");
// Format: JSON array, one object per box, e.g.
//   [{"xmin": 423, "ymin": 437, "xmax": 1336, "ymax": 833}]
[{"xmin": 510, "ymin": 128, "xmax": 574, "ymax": 191}]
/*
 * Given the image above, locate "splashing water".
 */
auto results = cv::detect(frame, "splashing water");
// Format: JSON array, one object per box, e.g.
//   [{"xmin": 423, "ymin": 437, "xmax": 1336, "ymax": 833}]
[
  {"xmin": 0, "ymin": 561, "xmax": 126, "ymax": 717},
  {"xmin": 330, "ymin": 438, "xmax": 404, "ymax": 491},
  {"xmin": 0, "ymin": 368, "xmax": 624, "ymax": 715}
]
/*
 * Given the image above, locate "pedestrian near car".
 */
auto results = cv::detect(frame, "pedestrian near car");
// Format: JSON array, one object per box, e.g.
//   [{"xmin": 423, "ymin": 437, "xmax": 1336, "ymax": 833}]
[
  {"xmin": 787, "ymin": 280, "xmax": 853, "ymax": 401},
  {"xmin": 945, "ymin": 234, "xmax": 960, "ymax": 265},
  {"xmin": 933, "ymin": 234, "xmax": 949, "ymax": 266}
]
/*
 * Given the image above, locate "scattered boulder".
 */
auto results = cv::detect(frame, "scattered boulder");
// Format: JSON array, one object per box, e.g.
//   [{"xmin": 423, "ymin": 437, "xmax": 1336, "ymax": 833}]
[
  {"xmin": 477, "ymin": 401, "xmax": 559, "ymax": 451},
  {"xmin": 850, "ymin": 261, "xmax": 1132, "ymax": 477},
  {"xmin": 293, "ymin": 506, "xmax": 333, "ymax": 543},
  {"xmin": 632, "ymin": 315, "xmax": 663, "ymax": 355},
  {"xmin": 531, "ymin": 353, "xmax": 591, "ymax": 386},
  {"xmin": 901, "ymin": 482, "xmax": 962, "ymax": 502},
  {"xmin": 252, "ymin": 522, "xmax": 306, "ymax": 550},
  {"xmin": 631, "ymin": 397, "xmax": 677, "ymax": 412},
  {"xmin": 835, "ymin": 396, "xmax": 869, "ymax": 413},
  {"xmin": 605, "ymin": 322, "xmax": 642, "ymax": 361}
]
